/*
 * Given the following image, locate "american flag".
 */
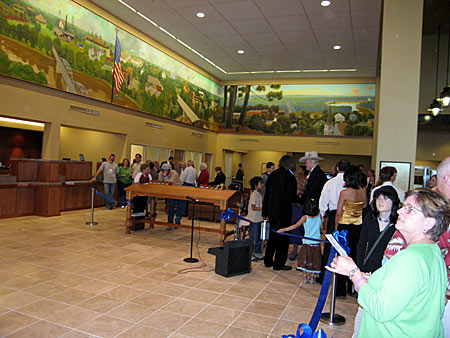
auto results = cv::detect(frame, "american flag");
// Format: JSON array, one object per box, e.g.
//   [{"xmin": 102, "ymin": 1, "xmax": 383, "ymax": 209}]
[{"xmin": 112, "ymin": 35, "xmax": 124, "ymax": 93}]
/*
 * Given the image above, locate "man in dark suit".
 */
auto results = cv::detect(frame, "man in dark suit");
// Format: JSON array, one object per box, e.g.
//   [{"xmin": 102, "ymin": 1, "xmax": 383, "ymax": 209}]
[
  {"xmin": 299, "ymin": 151, "xmax": 328, "ymax": 204},
  {"xmin": 262, "ymin": 155, "xmax": 298, "ymax": 270}
]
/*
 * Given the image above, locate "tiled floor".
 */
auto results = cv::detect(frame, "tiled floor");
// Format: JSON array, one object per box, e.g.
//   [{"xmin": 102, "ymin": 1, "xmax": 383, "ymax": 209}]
[{"xmin": 0, "ymin": 207, "xmax": 358, "ymax": 337}]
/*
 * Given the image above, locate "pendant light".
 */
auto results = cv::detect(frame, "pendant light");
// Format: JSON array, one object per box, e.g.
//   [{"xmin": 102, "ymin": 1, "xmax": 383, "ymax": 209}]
[
  {"xmin": 428, "ymin": 25, "xmax": 442, "ymax": 116},
  {"xmin": 439, "ymin": 22, "xmax": 450, "ymax": 107}
]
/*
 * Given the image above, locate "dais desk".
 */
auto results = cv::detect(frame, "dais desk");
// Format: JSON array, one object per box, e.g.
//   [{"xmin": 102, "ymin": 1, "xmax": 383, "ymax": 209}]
[{"xmin": 125, "ymin": 183, "xmax": 240, "ymax": 244}]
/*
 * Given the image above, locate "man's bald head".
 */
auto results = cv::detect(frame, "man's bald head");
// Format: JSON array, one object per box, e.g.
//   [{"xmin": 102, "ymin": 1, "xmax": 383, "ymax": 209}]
[{"xmin": 437, "ymin": 157, "xmax": 450, "ymax": 199}]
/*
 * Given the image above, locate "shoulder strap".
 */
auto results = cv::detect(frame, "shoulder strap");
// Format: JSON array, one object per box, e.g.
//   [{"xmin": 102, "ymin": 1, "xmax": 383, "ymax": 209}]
[{"xmin": 363, "ymin": 223, "xmax": 392, "ymax": 266}]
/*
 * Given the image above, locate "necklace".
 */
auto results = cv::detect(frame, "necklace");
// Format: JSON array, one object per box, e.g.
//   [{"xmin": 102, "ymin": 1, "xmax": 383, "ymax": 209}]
[{"xmin": 378, "ymin": 217, "xmax": 389, "ymax": 223}]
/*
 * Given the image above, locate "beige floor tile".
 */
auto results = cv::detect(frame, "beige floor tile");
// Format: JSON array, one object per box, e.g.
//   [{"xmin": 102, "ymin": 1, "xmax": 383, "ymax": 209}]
[
  {"xmin": 150, "ymin": 283, "xmax": 190, "ymax": 297},
  {"xmin": 100, "ymin": 285, "xmax": 146, "ymax": 302},
  {"xmin": 131, "ymin": 291, "xmax": 176, "ymax": 309},
  {"xmin": 195, "ymin": 280, "xmax": 231, "ymax": 293},
  {"xmin": 141, "ymin": 309, "xmax": 190, "ymax": 331},
  {"xmin": 49, "ymin": 288, "xmax": 97, "ymax": 305},
  {"xmin": 270, "ymin": 319, "xmax": 300, "ymax": 336},
  {"xmin": 161, "ymin": 299, "xmax": 206, "ymax": 317},
  {"xmin": 168, "ymin": 275, "xmax": 203, "ymax": 288},
  {"xmin": 179, "ymin": 288, "xmax": 220, "ymax": 303},
  {"xmin": 220, "ymin": 326, "xmax": 269, "ymax": 338},
  {"xmin": 212, "ymin": 294, "xmax": 252, "ymax": 311},
  {"xmin": 195, "ymin": 304, "xmax": 241, "ymax": 325},
  {"xmin": 280, "ymin": 305, "xmax": 313, "ymax": 322},
  {"xmin": 73, "ymin": 279, "xmax": 118, "ymax": 294},
  {"xmin": 0, "ymin": 311, "xmax": 39, "ymax": 336},
  {"xmin": 47, "ymin": 306, "xmax": 101, "ymax": 327},
  {"xmin": 233, "ymin": 311, "xmax": 278, "ymax": 334},
  {"xmin": 256, "ymin": 289, "xmax": 293, "ymax": 306},
  {"xmin": 98, "ymin": 271, "xmax": 137, "ymax": 284},
  {"xmin": 176, "ymin": 318, "xmax": 228, "ymax": 338},
  {"xmin": 2, "ymin": 274, "xmax": 44, "ymax": 289},
  {"xmin": 24, "ymin": 281, "xmax": 68, "ymax": 297},
  {"xmin": 116, "ymin": 324, "xmax": 170, "ymax": 338},
  {"xmin": 124, "ymin": 277, "xmax": 161, "ymax": 291},
  {"xmin": 78, "ymin": 315, "xmax": 133, "ymax": 338},
  {"xmin": 0, "ymin": 291, "xmax": 42, "ymax": 310},
  {"xmin": 7, "ymin": 319, "xmax": 71, "ymax": 338},
  {"xmin": 16, "ymin": 298, "xmax": 69, "ymax": 319},
  {"xmin": 0, "ymin": 285, "xmax": 17, "ymax": 297},
  {"xmin": 78, "ymin": 295, "xmax": 125, "ymax": 313},
  {"xmin": 51, "ymin": 274, "xmax": 92, "ymax": 288},
  {"xmin": 106, "ymin": 302, "xmax": 155, "ymax": 322},
  {"xmin": 226, "ymin": 284, "xmax": 261, "ymax": 299}
]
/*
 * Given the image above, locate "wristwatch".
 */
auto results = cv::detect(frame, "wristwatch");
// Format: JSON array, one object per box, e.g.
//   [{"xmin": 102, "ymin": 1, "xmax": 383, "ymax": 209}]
[{"xmin": 349, "ymin": 267, "xmax": 360, "ymax": 280}]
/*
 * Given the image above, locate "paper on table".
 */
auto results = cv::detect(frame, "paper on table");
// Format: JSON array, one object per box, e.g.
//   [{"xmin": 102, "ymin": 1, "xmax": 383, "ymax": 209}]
[{"xmin": 325, "ymin": 234, "xmax": 348, "ymax": 257}]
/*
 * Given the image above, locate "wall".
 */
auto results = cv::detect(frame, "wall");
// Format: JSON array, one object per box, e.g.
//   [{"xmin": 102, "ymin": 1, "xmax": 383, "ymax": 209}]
[
  {"xmin": 416, "ymin": 128, "xmax": 450, "ymax": 163},
  {"xmin": 241, "ymin": 151, "xmax": 288, "ymax": 184},
  {"xmin": 0, "ymin": 126, "xmax": 43, "ymax": 165}
]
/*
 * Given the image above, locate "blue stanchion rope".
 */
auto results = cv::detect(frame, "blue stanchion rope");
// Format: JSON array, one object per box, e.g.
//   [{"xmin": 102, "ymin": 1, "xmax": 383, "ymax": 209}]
[
  {"xmin": 218, "ymin": 207, "xmax": 350, "ymax": 335},
  {"xmin": 94, "ymin": 189, "xmax": 116, "ymax": 203}
]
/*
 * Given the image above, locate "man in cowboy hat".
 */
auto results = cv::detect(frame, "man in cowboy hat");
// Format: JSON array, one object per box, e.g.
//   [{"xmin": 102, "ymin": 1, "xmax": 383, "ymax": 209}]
[{"xmin": 299, "ymin": 151, "xmax": 328, "ymax": 204}]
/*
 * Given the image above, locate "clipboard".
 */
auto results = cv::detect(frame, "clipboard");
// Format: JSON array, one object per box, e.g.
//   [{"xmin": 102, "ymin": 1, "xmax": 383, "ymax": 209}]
[{"xmin": 325, "ymin": 234, "xmax": 348, "ymax": 257}]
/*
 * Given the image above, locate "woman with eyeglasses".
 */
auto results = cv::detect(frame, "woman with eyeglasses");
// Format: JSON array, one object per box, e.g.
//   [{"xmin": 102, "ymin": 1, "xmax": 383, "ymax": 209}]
[{"xmin": 327, "ymin": 189, "xmax": 449, "ymax": 338}]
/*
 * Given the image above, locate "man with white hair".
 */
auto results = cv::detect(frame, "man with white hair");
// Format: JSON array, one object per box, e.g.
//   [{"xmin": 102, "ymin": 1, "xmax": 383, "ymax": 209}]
[
  {"xmin": 158, "ymin": 163, "xmax": 183, "ymax": 229},
  {"xmin": 437, "ymin": 157, "xmax": 450, "ymax": 337},
  {"xmin": 299, "ymin": 151, "xmax": 328, "ymax": 204}
]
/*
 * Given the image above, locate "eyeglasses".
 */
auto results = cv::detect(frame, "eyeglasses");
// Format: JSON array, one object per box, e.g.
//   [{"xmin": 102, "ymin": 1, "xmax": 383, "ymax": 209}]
[{"xmin": 402, "ymin": 204, "xmax": 423, "ymax": 214}]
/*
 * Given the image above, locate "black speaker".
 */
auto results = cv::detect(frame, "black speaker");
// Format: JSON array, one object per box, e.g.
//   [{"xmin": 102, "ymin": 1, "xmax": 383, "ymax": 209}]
[{"xmin": 208, "ymin": 239, "xmax": 253, "ymax": 277}]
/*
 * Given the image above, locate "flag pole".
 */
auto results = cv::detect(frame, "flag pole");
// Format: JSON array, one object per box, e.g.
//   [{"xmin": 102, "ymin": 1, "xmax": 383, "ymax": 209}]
[{"xmin": 110, "ymin": 27, "xmax": 119, "ymax": 104}]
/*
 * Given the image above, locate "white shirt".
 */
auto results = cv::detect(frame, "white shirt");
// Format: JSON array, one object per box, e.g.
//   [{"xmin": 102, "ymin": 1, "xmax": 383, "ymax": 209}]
[
  {"xmin": 319, "ymin": 172, "xmax": 345, "ymax": 216},
  {"xmin": 370, "ymin": 181, "xmax": 405, "ymax": 203},
  {"xmin": 247, "ymin": 190, "xmax": 263, "ymax": 223},
  {"xmin": 180, "ymin": 166, "xmax": 197, "ymax": 184},
  {"xmin": 131, "ymin": 162, "xmax": 142, "ymax": 179}
]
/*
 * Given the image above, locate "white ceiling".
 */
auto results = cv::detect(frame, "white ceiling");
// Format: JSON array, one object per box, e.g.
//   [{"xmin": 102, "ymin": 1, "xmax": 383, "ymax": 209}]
[{"xmin": 89, "ymin": 0, "xmax": 381, "ymax": 81}]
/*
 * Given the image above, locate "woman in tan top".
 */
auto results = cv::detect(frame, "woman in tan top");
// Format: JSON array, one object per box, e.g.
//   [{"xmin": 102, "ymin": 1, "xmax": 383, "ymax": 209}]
[{"xmin": 334, "ymin": 165, "xmax": 366, "ymax": 298}]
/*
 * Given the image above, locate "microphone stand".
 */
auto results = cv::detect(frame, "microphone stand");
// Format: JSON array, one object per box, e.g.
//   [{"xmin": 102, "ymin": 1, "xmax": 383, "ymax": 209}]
[{"xmin": 184, "ymin": 196, "xmax": 199, "ymax": 263}]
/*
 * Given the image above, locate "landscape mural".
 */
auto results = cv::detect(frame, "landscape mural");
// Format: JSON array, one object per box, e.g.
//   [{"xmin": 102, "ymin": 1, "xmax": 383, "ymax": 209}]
[
  {"xmin": 0, "ymin": 0, "xmax": 223, "ymax": 127},
  {"xmin": 225, "ymin": 84, "xmax": 376, "ymax": 136},
  {"xmin": 0, "ymin": 0, "xmax": 375, "ymax": 137}
]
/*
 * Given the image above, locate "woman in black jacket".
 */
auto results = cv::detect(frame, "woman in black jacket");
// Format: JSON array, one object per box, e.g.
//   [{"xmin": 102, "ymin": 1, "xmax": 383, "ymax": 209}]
[
  {"xmin": 262, "ymin": 155, "xmax": 298, "ymax": 270},
  {"xmin": 356, "ymin": 185, "xmax": 400, "ymax": 273}
]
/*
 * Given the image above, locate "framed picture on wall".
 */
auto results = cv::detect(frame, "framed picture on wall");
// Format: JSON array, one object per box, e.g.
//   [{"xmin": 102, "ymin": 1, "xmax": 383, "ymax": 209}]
[
  {"xmin": 261, "ymin": 163, "xmax": 267, "ymax": 174},
  {"xmin": 379, "ymin": 161, "xmax": 412, "ymax": 192}
]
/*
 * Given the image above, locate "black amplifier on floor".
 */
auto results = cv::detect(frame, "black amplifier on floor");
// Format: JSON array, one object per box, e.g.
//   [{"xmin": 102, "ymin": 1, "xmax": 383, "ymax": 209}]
[{"xmin": 208, "ymin": 239, "xmax": 253, "ymax": 277}]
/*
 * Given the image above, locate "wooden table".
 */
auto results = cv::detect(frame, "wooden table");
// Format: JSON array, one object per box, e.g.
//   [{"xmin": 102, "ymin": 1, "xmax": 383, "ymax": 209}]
[{"xmin": 125, "ymin": 183, "xmax": 240, "ymax": 244}]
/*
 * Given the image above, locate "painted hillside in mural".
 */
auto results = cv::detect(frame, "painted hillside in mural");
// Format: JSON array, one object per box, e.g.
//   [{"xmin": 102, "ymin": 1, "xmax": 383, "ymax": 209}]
[
  {"xmin": 226, "ymin": 84, "xmax": 375, "ymax": 136},
  {"xmin": 0, "ymin": 0, "xmax": 223, "ymax": 127}
]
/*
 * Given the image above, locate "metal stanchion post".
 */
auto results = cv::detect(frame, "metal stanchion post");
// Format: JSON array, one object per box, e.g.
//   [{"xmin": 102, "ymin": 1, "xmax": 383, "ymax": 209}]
[
  {"xmin": 320, "ymin": 272, "xmax": 345, "ymax": 325},
  {"xmin": 86, "ymin": 187, "xmax": 98, "ymax": 226}
]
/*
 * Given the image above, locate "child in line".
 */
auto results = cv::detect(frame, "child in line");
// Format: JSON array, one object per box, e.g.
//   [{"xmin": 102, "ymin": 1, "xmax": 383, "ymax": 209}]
[
  {"xmin": 247, "ymin": 176, "xmax": 264, "ymax": 261},
  {"xmin": 278, "ymin": 198, "xmax": 322, "ymax": 283}
]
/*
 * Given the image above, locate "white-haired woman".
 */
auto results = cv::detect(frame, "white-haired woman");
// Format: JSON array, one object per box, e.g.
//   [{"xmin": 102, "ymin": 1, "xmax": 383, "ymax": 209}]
[
  {"xmin": 197, "ymin": 162, "xmax": 209, "ymax": 186},
  {"xmin": 327, "ymin": 189, "xmax": 449, "ymax": 337}
]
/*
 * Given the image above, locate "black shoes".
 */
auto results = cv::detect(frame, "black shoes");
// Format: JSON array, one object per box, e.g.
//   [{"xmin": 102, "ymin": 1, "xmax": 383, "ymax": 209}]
[
  {"xmin": 273, "ymin": 265, "xmax": 292, "ymax": 271},
  {"xmin": 264, "ymin": 262, "xmax": 273, "ymax": 268}
]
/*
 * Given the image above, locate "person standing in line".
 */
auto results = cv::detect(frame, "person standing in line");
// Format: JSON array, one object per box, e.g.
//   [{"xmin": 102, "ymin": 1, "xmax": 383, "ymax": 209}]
[
  {"xmin": 147, "ymin": 161, "xmax": 158, "ymax": 180},
  {"xmin": 131, "ymin": 153, "xmax": 142, "ymax": 179},
  {"xmin": 117, "ymin": 158, "xmax": 132, "ymax": 208},
  {"xmin": 211, "ymin": 166, "xmax": 226, "ymax": 186},
  {"xmin": 159, "ymin": 163, "xmax": 183, "ymax": 229},
  {"xmin": 197, "ymin": 163, "xmax": 209, "ymax": 186},
  {"xmin": 370, "ymin": 166, "xmax": 405, "ymax": 203},
  {"xmin": 278, "ymin": 198, "xmax": 323, "ymax": 283},
  {"xmin": 261, "ymin": 162, "xmax": 275, "ymax": 198},
  {"xmin": 180, "ymin": 160, "xmax": 197, "ymax": 216},
  {"xmin": 247, "ymin": 176, "xmax": 265, "ymax": 261},
  {"xmin": 235, "ymin": 163, "xmax": 244, "ymax": 181},
  {"xmin": 262, "ymin": 155, "xmax": 298, "ymax": 271},
  {"xmin": 299, "ymin": 151, "xmax": 328, "ymax": 204},
  {"xmin": 91, "ymin": 153, "xmax": 119, "ymax": 210},
  {"xmin": 177, "ymin": 161, "xmax": 186, "ymax": 176},
  {"xmin": 317, "ymin": 159, "xmax": 350, "ymax": 282}
]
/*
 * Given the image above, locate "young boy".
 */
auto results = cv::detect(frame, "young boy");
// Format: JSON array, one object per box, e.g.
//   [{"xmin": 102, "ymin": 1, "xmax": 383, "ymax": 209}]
[{"xmin": 247, "ymin": 176, "xmax": 264, "ymax": 261}]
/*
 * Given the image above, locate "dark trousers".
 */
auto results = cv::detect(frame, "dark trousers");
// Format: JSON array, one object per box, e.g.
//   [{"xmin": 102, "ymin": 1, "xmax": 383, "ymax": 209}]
[
  {"xmin": 319, "ymin": 210, "xmax": 337, "ymax": 283},
  {"xmin": 264, "ymin": 217, "xmax": 290, "ymax": 269},
  {"xmin": 117, "ymin": 181, "xmax": 131, "ymax": 206},
  {"xmin": 132, "ymin": 196, "xmax": 148, "ymax": 214},
  {"xmin": 182, "ymin": 182, "xmax": 194, "ymax": 216},
  {"xmin": 336, "ymin": 223, "xmax": 362, "ymax": 297}
]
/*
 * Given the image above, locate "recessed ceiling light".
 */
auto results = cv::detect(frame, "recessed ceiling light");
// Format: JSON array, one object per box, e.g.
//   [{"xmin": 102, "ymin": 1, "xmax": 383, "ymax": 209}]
[
  {"xmin": 196, "ymin": 12, "xmax": 205, "ymax": 18},
  {"xmin": 424, "ymin": 115, "xmax": 431, "ymax": 121},
  {"xmin": 333, "ymin": 45, "xmax": 342, "ymax": 50},
  {"xmin": 321, "ymin": 0, "xmax": 331, "ymax": 7},
  {"xmin": 237, "ymin": 50, "xmax": 245, "ymax": 54}
]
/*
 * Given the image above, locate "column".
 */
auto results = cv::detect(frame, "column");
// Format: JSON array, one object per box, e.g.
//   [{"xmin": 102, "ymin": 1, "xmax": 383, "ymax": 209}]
[
  {"xmin": 41, "ymin": 122, "xmax": 60, "ymax": 160},
  {"xmin": 373, "ymin": 0, "xmax": 423, "ymax": 188}
]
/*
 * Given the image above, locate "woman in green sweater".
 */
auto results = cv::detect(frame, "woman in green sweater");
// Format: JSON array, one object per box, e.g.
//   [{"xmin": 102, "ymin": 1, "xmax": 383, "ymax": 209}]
[
  {"xmin": 118, "ymin": 158, "xmax": 132, "ymax": 208},
  {"xmin": 327, "ymin": 188, "xmax": 449, "ymax": 337}
]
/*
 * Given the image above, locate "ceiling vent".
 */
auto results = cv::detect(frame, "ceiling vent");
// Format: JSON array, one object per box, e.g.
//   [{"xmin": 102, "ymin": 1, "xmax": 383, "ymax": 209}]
[{"xmin": 69, "ymin": 105, "xmax": 99, "ymax": 116}]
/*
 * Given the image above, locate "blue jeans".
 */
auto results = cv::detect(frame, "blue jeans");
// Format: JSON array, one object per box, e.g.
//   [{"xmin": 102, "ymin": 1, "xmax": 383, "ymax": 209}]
[
  {"xmin": 249, "ymin": 222, "xmax": 263, "ymax": 254},
  {"xmin": 103, "ymin": 183, "xmax": 116, "ymax": 209},
  {"xmin": 168, "ymin": 199, "xmax": 183, "ymax": 224}
]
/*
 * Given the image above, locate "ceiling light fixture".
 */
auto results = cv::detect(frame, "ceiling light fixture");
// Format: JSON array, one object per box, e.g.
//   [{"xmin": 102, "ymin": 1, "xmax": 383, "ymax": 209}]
[
  {"xmin": 196, "ymin": 12, "xmax": 205, "ymax": 18},
  {"xmin": 321, "ymin": 1, "xmax": 331, "ymax": 7},
  {"xmin": 0, "ymin": 117, "xmax": 44, "ymax": 127},
  {"xmin": 424, "ymin": 115, "xmax": 431, "ymax": 121},
  {"xmin": 237, "ymin": 50, "xmax": 245, "ymax": 54},
  {"xmin": 428, "ymin": 25, "xmax": 442, "ymax": 116},
  {"xmin": 333, "ymin": 45, "xmax": 342, "ymax": 50},
  {"xmin": 439, "ymin": 20, "xmax": 450, "ymax": 107}
]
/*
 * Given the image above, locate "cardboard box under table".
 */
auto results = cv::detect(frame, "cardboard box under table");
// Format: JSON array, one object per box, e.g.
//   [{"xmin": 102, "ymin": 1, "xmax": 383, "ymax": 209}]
[{"xmin": 125, "ymin": 183, "xmax": 240, "ymax": 244}]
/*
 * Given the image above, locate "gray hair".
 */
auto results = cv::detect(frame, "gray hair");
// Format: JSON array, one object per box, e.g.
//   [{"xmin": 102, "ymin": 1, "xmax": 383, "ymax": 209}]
[
  {"xmin": 200, "ymin": 162, "xmax": 207, "ymax": 170},
  {"xmin": 187, "ymin": 160, "xmax": 194, "ymax": 167}
]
